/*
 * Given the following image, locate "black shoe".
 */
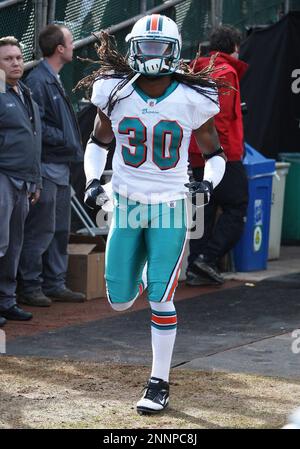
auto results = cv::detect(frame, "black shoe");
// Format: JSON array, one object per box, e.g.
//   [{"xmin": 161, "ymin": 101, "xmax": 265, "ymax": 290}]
[
  {"xmin": 186, "ymin": 270, "xmax": 221, "ymax": 286},
  {"xmin": 18, "ymin": 290, "xmax": 52, "ymax": 307},
  {"xmin": 193, "ymin": 255, "xmax": 225, "ymax": 284},
  {"xmin": 0, "ymin": 305, "xmax": 33, "ymax": 321},
  {"xmin": 0, "ymin": 317, "xmax": 6, "ymax": 327},
  {"xmin": 46, "ymin": 287, "xmax": 85, "ymax": 303},
  {"xmin": 136, "ymin": 377, "xmax": 169, "ymax": 415}
]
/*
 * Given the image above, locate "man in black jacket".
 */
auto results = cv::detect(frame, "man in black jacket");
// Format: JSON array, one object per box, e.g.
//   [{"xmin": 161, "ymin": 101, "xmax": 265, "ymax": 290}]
[
  {"xmin": 18, "ymin": 25, "xmax": 85, "ymax": 307},
  {"xmin": 0, "ymin": 37, "xmax": 42, "ymax": 326}
]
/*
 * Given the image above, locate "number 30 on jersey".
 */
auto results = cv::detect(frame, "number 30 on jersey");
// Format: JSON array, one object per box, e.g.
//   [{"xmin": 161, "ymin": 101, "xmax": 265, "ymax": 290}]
[{"xmin": 118, "ymin": 117, "xmax": 183, "ymax": 170}]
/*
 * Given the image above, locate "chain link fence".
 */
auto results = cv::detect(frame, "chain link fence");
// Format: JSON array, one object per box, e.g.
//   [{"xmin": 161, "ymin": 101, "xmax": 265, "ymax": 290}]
[
  {"xmin": 223, "ymin": 0, "xmax": 300, "ymax": 29},
  {"xmin": 1, "ymin": 0, "xmax": 300, "ymax": 108},
  {"xmin": 0, "ymin": 0, "xmax": 35, "ymax": 62}
]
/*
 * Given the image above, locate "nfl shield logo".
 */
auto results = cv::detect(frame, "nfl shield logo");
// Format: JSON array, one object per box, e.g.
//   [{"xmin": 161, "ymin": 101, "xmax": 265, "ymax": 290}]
[{"xmin": 148, "ymin": 99, "xmax": 156, "ymax": 107}]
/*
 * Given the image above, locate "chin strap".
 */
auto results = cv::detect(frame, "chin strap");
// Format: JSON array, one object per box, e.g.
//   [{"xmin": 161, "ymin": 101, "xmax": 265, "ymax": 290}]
[{"xmin": 141, "ymin": 58, "xmax": 170, "ymax": 76}]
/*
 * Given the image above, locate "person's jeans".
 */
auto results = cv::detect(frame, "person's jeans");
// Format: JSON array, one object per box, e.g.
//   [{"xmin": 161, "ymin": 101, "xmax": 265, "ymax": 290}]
[
  {"xmin": 18, "ymin": 178, "xmax": 71, "ymax": 295},
  {"xmin": 0, "ymin": 173, "xmax": 29, "ymax": 310}
]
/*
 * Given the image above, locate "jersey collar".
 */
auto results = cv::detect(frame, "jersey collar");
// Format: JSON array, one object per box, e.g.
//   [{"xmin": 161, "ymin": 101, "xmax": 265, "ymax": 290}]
[{"xmin": 133, "ymin": 80, "xmax": 179, "ymax": 104}]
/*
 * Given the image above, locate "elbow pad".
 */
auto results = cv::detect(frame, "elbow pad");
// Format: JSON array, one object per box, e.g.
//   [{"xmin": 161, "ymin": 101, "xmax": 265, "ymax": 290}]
[
  {"xmin": 203, "ymin": 155, "xmax": 226, "ymax": 189},
  {"xmin": 84, "ymin": 141, "xmax": 108, "ymax": 186}
]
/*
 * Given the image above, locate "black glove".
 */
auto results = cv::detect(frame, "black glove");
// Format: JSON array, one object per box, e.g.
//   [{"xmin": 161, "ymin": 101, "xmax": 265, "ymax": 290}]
[
  {"xmin": 84, "ymin": 179, "xmax": 109, "ymax": 210},
  {"xmin": 184, "ymin": 180, "xmax": 213, "ymax": 205}
]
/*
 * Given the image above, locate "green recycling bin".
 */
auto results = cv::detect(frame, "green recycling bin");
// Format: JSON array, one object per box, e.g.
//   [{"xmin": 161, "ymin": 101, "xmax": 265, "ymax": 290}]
[{"xmin": 279, "ymin": 153, "xmax": 300, "ymax": 242}]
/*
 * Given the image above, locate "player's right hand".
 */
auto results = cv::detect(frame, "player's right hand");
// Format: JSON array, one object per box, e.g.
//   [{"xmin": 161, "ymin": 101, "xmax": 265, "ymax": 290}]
[{"xmin": 84, "ymin": 179, "xmax": 109, "ymax": 210}]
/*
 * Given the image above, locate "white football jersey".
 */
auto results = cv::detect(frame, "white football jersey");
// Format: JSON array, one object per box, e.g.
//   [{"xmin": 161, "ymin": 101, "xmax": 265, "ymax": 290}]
[{"xmin": 91, "ymin": 77, "xmax": 219, "ymax": 203}]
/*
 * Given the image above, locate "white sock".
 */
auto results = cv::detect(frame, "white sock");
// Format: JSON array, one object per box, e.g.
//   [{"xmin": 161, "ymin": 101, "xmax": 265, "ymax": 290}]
[{"xmin": 149, "ymin": 301, "xmax": 177, "ymax": 382}]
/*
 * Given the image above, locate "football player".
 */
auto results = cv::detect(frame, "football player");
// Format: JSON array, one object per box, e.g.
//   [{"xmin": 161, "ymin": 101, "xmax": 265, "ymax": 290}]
[{"xmin": 82, "ymin": 14, "xmax": 227, "ymax": 415}]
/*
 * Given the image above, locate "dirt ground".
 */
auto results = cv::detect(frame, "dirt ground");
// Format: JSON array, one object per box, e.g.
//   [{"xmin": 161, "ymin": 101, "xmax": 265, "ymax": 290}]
[{"xmin": 0, "ymin": 356, "xmax": 299, "ymax": 429}]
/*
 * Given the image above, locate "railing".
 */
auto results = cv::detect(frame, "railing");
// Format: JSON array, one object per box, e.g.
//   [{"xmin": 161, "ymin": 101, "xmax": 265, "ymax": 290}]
[
  {"xmin": 0, "ymin": 0, "xmax": 295, "ymax": 101},
  {"xmin": 0, "ymin": 0, "xmax": 25, "ymax": 9},
  {"xmin": 0, "ymin": 0, "xmax": 186, "ymax": 71}
]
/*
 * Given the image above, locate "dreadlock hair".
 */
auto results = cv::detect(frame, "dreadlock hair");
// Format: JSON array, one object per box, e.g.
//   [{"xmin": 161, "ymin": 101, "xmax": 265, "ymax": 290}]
[{"xmin": 75, "ymin": 31, "xmax": 232, "ymax": 117}]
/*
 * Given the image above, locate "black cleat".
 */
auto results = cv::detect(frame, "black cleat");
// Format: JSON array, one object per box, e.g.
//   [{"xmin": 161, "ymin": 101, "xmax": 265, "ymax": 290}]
[{"xmin": 137, "ymin": 377, "xmax": 169, "ymax": 415}]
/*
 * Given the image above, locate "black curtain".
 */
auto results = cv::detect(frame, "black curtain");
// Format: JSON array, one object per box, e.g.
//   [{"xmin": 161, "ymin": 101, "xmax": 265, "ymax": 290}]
[{"xmin": 239, "ymin": 12, "xmax": 300, "ymax": 159}]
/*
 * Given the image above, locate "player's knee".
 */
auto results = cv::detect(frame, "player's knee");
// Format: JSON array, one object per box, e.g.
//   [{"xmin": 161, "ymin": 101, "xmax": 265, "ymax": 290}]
[
  {"xmin": 106, "ymin": 280, "xmax": 138, "ymax": 311},
  {"xmin": 109, "ymin": 299, "xmax": 135, "ymax": 311}
]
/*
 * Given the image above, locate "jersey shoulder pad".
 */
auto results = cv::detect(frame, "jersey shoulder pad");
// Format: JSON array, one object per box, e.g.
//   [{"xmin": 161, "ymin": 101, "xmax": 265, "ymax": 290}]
[
  {"xmin": 183, "ymin": 82, "xmax": 217, "ymax": 104},
  {"xmin": 91, "ymin": 77, "xmax": 125, "ymax": 111},
  {"xmin": 181, "ymin": 83, "xmax": 220, "ymax": 129}
]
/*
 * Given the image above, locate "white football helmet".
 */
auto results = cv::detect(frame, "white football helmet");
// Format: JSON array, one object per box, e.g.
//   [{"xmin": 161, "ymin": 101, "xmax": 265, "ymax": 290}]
[{"xmin": 126, "ymin": 14, "xmax": 182, "ymax": 76}]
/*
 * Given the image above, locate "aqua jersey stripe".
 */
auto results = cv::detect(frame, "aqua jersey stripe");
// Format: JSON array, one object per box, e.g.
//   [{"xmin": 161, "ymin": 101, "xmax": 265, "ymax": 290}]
[
  {"xmin": 133, "ymin": 80, "xmax": 179, "ymax": 104},
  {"xmin": 158, "ymin": 16, "xmax": 163, "ymax": 31},
  {"xmin": 146, "ymin": 17, "xmax": 151, "ymax": 31}
]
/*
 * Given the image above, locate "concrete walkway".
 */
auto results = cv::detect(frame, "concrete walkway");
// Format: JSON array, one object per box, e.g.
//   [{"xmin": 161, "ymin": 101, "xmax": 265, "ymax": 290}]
[{"xmin": 225, "ymin": 245, "xmax": 300, "ymax": 282}]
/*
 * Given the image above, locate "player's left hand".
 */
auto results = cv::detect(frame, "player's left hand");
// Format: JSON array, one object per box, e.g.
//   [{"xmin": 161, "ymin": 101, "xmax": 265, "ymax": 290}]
[{"xmin": 184, "ymin": 180, "xmax": 213, "ymax": 204}]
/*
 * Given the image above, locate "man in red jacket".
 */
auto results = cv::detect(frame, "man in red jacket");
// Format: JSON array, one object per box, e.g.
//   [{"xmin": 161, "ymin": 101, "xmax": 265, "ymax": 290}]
[{"xmin": 186, "ymin": 25, "xmax": 249, "ymax": 286}]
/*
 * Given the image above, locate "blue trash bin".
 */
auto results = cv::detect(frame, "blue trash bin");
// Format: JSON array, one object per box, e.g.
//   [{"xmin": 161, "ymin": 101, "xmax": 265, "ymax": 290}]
[{"xmin": 233, "ymin": 143, "xmax": 275, "ymax": 271}]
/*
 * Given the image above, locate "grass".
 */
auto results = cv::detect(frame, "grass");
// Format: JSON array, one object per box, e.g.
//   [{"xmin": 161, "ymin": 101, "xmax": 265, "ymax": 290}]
[{"xmin": 0, "ymin": 356, "xmax": 299, "ymax": 429}]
